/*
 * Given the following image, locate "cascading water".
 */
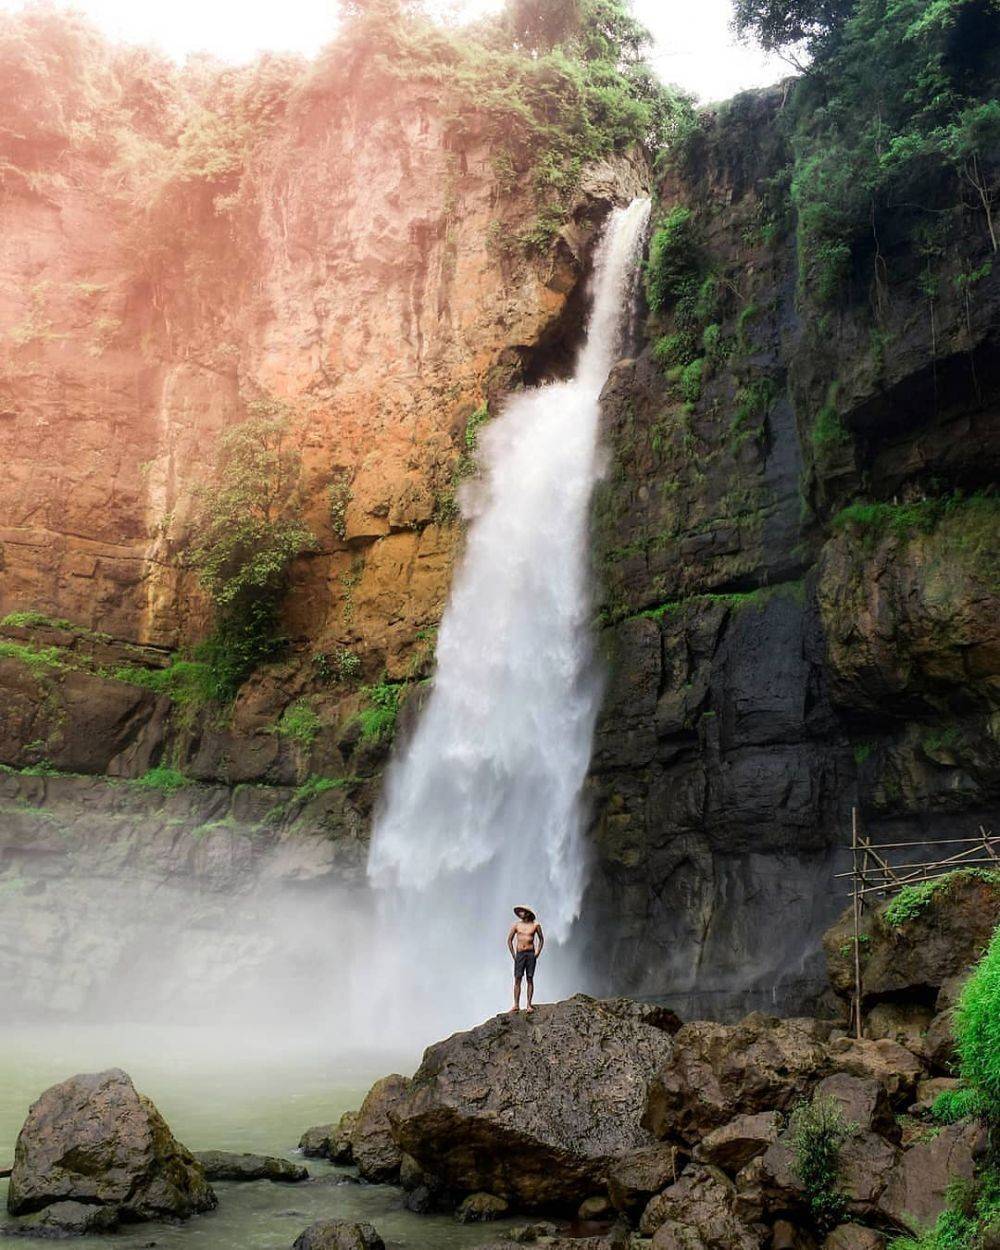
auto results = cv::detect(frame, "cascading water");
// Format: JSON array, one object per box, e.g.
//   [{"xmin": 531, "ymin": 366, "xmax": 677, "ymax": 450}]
[{"xmin": 363, "ymin": 197, "xmax": 651, "ymax": 1044}]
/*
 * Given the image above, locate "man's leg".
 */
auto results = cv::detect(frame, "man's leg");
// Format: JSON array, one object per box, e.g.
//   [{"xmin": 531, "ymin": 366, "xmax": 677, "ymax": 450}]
[
  {"xmin": 525, "ymin": 975, "xmax": 534, "ymax": 1013},
  {"xmin": 511, "ymin": 974, "xmax": 522, "ymax": 1013}
]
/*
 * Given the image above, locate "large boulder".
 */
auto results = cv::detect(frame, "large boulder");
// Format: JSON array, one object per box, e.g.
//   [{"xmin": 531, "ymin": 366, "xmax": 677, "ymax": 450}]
[
  {"xmin": 299, "ymin": 1111, "xmax": 357, "ymax": 1163},
  {"xmin": 693, "ymin": 1113, "xmax": 781, "ymax": 1173},
  {"xmin": 194, "ymin": 1150, "xmax": 308, "ymax": 1182},
  {"xmin": 759, "ymin": 1129, "xmax": 899, "ymax": 1220},
  {"xmin": 6, "ymin": 1069, "xmax": 216, "ymax": 1222},
  {"xmin": 3, "ymin": 1200, "xmax": 121, "ymax": 1237},
  {"xmin": 607, "ymin": 1144, "xmax": 684, "ymax": 1219},
  {"xmin": 291, "ymin": 1220, "xmax": 385, "ymax": 1250},
  {"xmin": 351, "ymin": 1076, "xmax": 410, "ymax": 1183},
  {"xmin": 643, "ymin": 1016, "xmax": 834, "ymax": 1144},
  {"xmin": 823, "ymin": 874, "xmax": 1000, "ymax": 1005},
  {"xmin": 810, "ymin": 1075, "xmax": 897, "ymax": 1140},
  {"xmin": 877, "ymin": 1119, "xmax": 989, "ymax": 1234},
  {"xmin": 638, "ymin": 1164, "xmax": 763, "ymax": 1249},
  {"xmin": 822, "ymin": 1037, "xmax": 923, "ymax": 1106},
  {"xmin": 389, "ymin": 996, "xmax": 676, "ymax": 1209}
]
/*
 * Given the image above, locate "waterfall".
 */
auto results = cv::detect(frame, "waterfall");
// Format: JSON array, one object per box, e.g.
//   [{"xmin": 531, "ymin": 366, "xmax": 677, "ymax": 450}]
[{"xmin": 362, "ymin": 198, "xmax": 651, "ymax": 1044}]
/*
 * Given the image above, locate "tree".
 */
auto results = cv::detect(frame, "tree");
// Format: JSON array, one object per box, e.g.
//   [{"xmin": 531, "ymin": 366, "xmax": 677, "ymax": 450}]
[
  {"xmin": 732, "ymin": 0, "xmax": 854, "ymax": 58},
  {"xmin": 189, "ymin": 406, "xmax": 316, "ymax": 699}
]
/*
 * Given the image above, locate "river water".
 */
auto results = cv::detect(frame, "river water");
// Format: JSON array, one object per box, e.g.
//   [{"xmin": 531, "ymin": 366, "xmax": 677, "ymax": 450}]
[{"xmin": 0, "ymin": 1026, "xmax": 519, "ymax": 1249}]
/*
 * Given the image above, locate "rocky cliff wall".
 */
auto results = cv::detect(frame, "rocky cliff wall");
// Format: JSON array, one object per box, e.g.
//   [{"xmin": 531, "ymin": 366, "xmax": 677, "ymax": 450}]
[{"xmin": 584, "ymin": 84, "xmax": 1000, "ymax": 1017}]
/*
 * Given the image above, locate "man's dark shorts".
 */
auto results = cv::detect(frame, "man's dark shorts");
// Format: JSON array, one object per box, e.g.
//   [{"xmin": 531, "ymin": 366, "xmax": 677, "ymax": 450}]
[{"xmin": 514, "ymin": 950, "xmax": 537, "ymax": 980}]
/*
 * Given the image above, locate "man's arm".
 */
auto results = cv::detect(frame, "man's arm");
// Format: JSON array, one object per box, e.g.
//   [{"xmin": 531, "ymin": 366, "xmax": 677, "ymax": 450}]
[
  {"xmin": 507, "ymin": 925, "xmax": 517, "ymax": 959},
  {"xmin": 535, "ymin": 925, "xmax": 544, "ymax": 957}
]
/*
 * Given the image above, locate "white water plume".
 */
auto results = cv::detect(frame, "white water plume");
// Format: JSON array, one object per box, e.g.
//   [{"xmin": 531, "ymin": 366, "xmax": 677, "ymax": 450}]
[{"xmin": 363, "ymin": 198, "xmax": 651, "ymax": 1042}]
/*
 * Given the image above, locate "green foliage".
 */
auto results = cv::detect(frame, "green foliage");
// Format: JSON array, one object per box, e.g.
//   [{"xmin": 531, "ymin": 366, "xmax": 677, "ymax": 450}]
[
  {"xmin": 733, "ymin": 377, "xmax": 779, "ymax": 430},
  {"xmin": 646, "ymin": 207, "xmax": 700, "ymax": 314},
  {"xmin": 930, "ymin": 1086, "xmax": 986, "ymax": 1125},
  {"xmin": 293, "ymin": 774, "xmax": 361, "ymax": 802},
  {"xmin": 359, "ymin": 680, "xmax": 401, "ymax": 742},
  {"xmin": 188, "ymin": 409, "xmax": 317, "ymax": 700},
  {"xmin": 678, "ymin": 357, "xmax": 705, "ymax": 405},
  {"xmin": 832, "ymin": 491, "xmax": 998, "ymax": 547},
  {"xmin": 889, "ymin": 1174, "xmax": 1000, "ymax": 1250},
  {"xmin": 732, "ymin": 0, "xmax": 853, "ymax": 54},
  {"xmin": 276, "ymin": 699, "xmax": 321, "ymax": 745},
  {"xmin": 789, "ymin": 1097, "xmax": 853, "ymax": 1234},
  {"xmin": 955, "ymin": 921, "xmax": 1000, "ymax": 1123},
  {"xmin": 112, "ymin": 660, "xmax": 215, "ymax": 708},
  {"xmin": 1, "ymin": 610, "xmax": 72, "ymax": 630},
  {"xmin": 329, "ymin": 472, "xmax": 351, "ymax": 542},
  {"xmin": 783, "ymin": 0, "xmax": 1000, "ymax": 308},
  {"xmin": 853, "ymin": 740, "xmax": 876, "ymax": 765},
  {"xmin": 0, "ymin": 640, "xmax": 66, "ymax": 673},
  {"xmin": 653, "ymin": 331, "xmax": 698, "ymax": 371},
  {"xmin": 132, "ymin": 766, "xmax": 189, "ymax": 794},
  {"xmin": 884, "ymin": 869, "xmax": 1000, "ymax": 928}
]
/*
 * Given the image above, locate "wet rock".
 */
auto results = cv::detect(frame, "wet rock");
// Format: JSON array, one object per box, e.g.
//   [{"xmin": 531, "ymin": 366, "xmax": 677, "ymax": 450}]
[
  {"xmin": 811, "ymin": 1074, "xmax": 897, "ymax": 1140},
  {"xmin": 772, "ymin": 1219, "xmax": 818, "ymax": 1250},
  {"xmin": 921, "ymin": 1011, "xmax": 957, "ymax": 1074},
  {"xmin": 644, "ymin": 1015, "xmax": 834, "ymax": 1144},
  {"xmin": 455, "ymin": 1192, "xmax": 510, "ymax": 1222},
  {"xmin": 299, "ymin": 1112, "xmax": 356, "ymax": 1164},
  {"xmin": 877, "ymin": 1119, "xmax": 988, "ymax": 1234},
  {"xmin": 351, "ymin": 1075, "xmax": 410, "ymax": 1183},
  {"xmin": 759, "ymin": 1130, "xmax": 898, "ymax": 1220},
  {"xmin": 291, "ymin": 1220, "xmax": 385, "ymax": 1250},
  {"xmin": 823, "ymin": 1038, "xmax": 923, "ymax": 1106},
  {"xmin": 824, "ymin": 876, "xmax": 1000, "ymax": 1005},
  {"xmin": 390, "ymin": 996, "xmax": 675, "ymax": 1209},
  {"xmin": 3, "ymin": 1200, "xmax": 120, "ymax": 1237},
  {"xmin": 864, "ymin": 1004, "xmax": 934, "ymax": 1058},
  {"xmin": 6, "ymin": 1068, "xmax": 216, "ymax": 1222},
  {"xmin": 639, "ymin": 1164, "xmax": 763, "ymax": 1248},
  {"xmin": 822, "ymin": 1226, "xmax": 886, "ymax": 1250},
  {"xmin": 694, "ymin": 1112, "xmax": 782, "ymax": 1172},
  {"xmin": 607, "ymin": 1143, "xmax": 683, "ymax": 1219},
  {"xmin": 578, "ymin": 1195, "xmax": 614, "ymax": 1219},
  {"xmin": 194, "ymin": 1150, "xmax": 308, "ymax": 1182}
]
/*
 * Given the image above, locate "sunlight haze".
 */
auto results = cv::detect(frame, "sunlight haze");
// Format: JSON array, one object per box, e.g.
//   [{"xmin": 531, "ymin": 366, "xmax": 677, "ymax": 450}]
[{"xmin": 0, "ymin": 0, "xmax": 788, "ymax": 102}]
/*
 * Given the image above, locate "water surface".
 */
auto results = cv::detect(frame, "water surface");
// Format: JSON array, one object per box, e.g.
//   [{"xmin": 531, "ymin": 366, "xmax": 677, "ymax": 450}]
[{"xmin": 0, "ymin": 1025, "xmax": 518, "ymax": 1250}]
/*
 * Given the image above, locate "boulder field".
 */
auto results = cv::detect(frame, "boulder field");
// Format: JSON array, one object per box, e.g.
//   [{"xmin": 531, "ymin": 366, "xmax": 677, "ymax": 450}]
[{"xmin": 300, "ymin": 878, "xmax": 996, "ymax": 1250}]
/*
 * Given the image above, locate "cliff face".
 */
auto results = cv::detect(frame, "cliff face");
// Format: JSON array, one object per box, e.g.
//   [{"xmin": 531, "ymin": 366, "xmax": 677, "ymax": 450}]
[{"xmin": 585, "ymin": 85, "xmax": 1000, "ymax": 1016}]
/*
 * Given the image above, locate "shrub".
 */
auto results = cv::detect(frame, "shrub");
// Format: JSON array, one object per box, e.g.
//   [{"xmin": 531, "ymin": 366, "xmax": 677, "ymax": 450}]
[
  {"xmin": 276, "ymin": 699, "xmax": 321, "ymax": 745},
  {"xmin": 955, "ymin": 921, "xmax": 1000, "ymax": 1124},
  {"xmin": 653, "ymin": 331, "xmax": 698, "ymax": 370},
  {"xmin": 678, "ymin": 357, "xmax": 705, "ymax": 405},
  {"xmin": 646, "ymin": 206, "xmax": 700, "ymax": 314},
  {"xmin": 132, "ymin": 766, "xmax": 189, "ymax": 794},
  {"xmin": 112, "ymin": 660, "xmax": 215, "ymax": 708},
  {"xmin": 790, "ymin": 1096, "xmax": 853, "ymax": 1234},
  {"xmin": 930, "ymin": 1087, "xmax": 986, "ymax": 1125},
  {"xmin": 293, "ymin": 773, "xmax": 361, "ymax": 802},
  {"xmin": 329, "ymin": 472, "xmax": 351, "ymax": 541},
  {"xmin": 884, "ymin": 869, "xmax": 1000, "ymax": 929},
  {"xmin": 188, "ymin": 407, "xmax": 317, "ymax": 700},
  {"xmin": 359, "ymin": 680, "xmax": 401, "ymax": 742}
]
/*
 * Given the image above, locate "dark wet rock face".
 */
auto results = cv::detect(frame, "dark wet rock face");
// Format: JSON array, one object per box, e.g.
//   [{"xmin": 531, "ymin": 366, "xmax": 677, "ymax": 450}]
[
  {"xmin": 193, "ymin": 1150, "xmax": 308, "ymax": 1182},
  {"xmin": 388, "ymin": 996, "xmax": 675, "ymax": 1210},
  {"xmin": 6, "ymin": 1068, "xmax": 215, "ymax": 1223},
  {"xmin": 351, "ymin": 1075, "xmax": 410, "ymax": 1184}
]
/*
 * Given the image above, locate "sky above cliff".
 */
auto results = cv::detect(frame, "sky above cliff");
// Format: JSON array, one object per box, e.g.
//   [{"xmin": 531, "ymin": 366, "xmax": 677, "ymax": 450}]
[{"xmin": 0, "ymin": 0, "xmax": 787, "ymax": 102}]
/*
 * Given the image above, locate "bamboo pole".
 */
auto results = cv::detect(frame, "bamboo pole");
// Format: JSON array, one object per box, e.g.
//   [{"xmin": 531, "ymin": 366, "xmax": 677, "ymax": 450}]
[
  {"xmin": 848, "ymin": 835, "xmax": 999, "ymax": 851},
  {"xmin": 851, "ymin": 807, "xmax": 863, "ymax": 1039}
]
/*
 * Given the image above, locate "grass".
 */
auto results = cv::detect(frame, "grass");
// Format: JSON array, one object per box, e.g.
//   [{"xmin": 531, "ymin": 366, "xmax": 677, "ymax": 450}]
[
  {"xmin": 955, "ymin": 921, "xmax": 1000, "ymax": 1122},
  {"xmin": 832, "ymin": 492, "xmax": 998, "ymax": 546},
  {"xmin": 884, "ymin": 869, "xmax": 1000, "ymax": 928},
  {"xmin": 358, "ymin": 681, "xmax": 401, "ymax": 743},
  {"xmin": 930, "ymin": 1087, "xmax": 986, "ymax": 1125},
  {"xmin": 632, "ymin": 580, "xmax": 805, "ymax": 623},
  {"xmin": 293, "ymin": 774, "xmax": 362, "ymax": 802},
  {"xmin": 275, "ymin": 700, "xmax": 321, "ymax": 746},
  {"xmin": 111, "ymin": 660, "xmax": 216, "ymax": 707},
  {"xmin": 0, "ymin": 640, "xmax": 67, "ymax": 674},
  {"xmin": 131, "ymin": 766, "xmax": 189, "ymax": 794}
]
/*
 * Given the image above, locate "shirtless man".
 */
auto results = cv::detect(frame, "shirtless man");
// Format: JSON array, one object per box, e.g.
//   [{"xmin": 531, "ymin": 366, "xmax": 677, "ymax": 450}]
[{"xmin": 507, "ymin": 905, "xmax": 544, "ymax": 1014}]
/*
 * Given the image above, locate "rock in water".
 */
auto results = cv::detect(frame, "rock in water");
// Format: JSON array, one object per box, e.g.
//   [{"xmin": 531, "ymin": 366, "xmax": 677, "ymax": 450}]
[
  {"xmin": 6, "ymin": 1068, "xmax": 216, "ymax": 1221},
  {"xmin": 351, "ymin": 1076, "xmax": 410, "ymax": 1183},
  {"xmin": 194, "ymin": 1150, "xmax": 308, "ymax": 1182},
  {"xmin": 389, "ymin": 996, "xmax": 676, "ymax": 1209},
  {"xmin": 291, "ymin": 1220, "xmax": 385, "ymax": 1250}
]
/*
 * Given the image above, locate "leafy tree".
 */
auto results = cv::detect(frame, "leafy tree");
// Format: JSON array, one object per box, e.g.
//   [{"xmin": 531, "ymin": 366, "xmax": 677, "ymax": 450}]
[
  {"xmin": 189, "ymin": 405, "xmax": 316, "ymax": 699},
  {"xmin": 732, "ymin": 0, "xmax": 854, "ymax": 58}
]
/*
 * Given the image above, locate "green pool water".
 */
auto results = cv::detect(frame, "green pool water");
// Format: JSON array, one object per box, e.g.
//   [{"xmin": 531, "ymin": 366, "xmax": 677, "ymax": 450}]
[{"xmin": 0, "ymin": 1025, "xmax": 519, "ymax": 1250}]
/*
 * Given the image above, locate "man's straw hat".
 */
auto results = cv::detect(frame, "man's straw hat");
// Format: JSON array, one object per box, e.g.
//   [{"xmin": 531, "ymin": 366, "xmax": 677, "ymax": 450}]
[{"xmin": 513, "ymin": 905, "xmax": 536, "ymax": 921}]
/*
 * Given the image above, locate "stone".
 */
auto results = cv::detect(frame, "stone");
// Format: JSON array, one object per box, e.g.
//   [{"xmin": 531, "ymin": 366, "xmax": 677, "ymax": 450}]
[
  {"xmin": 4, "ymin": 1199, "xmax": 121, "ymax": 1237},
  {"xmin": 390, "ymin": 996, "xmax": 675, "ymax": 1209},
  {"xmin": 644, "ymin": 1015, "xmax": 834, "ymax": 1144},
  {"xmin": 578, "ymin": 1195, "xmax": 614, "ymax": 1220},
  {"xmin": 822, "ymin": 1227, "xmax": 886, "ymax": 1250},
  {"xmin": 639, "ymin": 1164, "xmax": 763, "ymax": 1249},
  {"xmin": 811, "ymin": 1074, "xmax": 897, "ymax": 1140},
  {"xmin": 652, "ymin": 1223, "xmax": 711, "ymax": 1250},
  {"xmin": 455, "ymin": 1192, "xmax": 510, "ymax": 1223},
  {"xmin": 864, "ymin": 1003, "xmax": 934, "ymax": 1058},
  {"xmin": 824, "ymin": 876, "xmax": 1000, "ymax": 1005},
  {"xmin": 194, "ymin": 1150, "xmax": 308, "ymax": 1182},
  {"xmin": 291, "ymin": 1220, "xmax": 385, "ymax": 1250},
  {"xmin": 912, "ymin": 1077, "xmax": 962, "ymax": 1114},
  {"xmin": 824, "ymin": 1037, "xmax": 924, "ymax": 1105},
  {"xmin": 351, "ymin": 1075, "xmax": 410, "ymax": 1183},
  {"xmin": 6, "ymin": 1068, "xmax": 216, "ymax": 1221},
  {"xmin": 921, "ymin": 1011, "xmax": 957, "ymax": 1074},
  {"xmin": 607, "ymin": 1143, "xmax": 683, "ymax": 1219},
  {"xmin": 759, "ymin": 1130, "xmax": 899, "ymax": 1219},
  {"xmin": 772, "ymin": 1219, "xmax": 818, "ymax": 1250},
  {"xmin": 299, "ymin": 1124, "xmax": 337, "ymax": 1158},
  {"xmin": 877, "ymin": 1119, "xmax": 989, "ymax": 1234},
  {"xmin": 695, "ymin": 1112, "xmax": 782, "ymax": 1172}
]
